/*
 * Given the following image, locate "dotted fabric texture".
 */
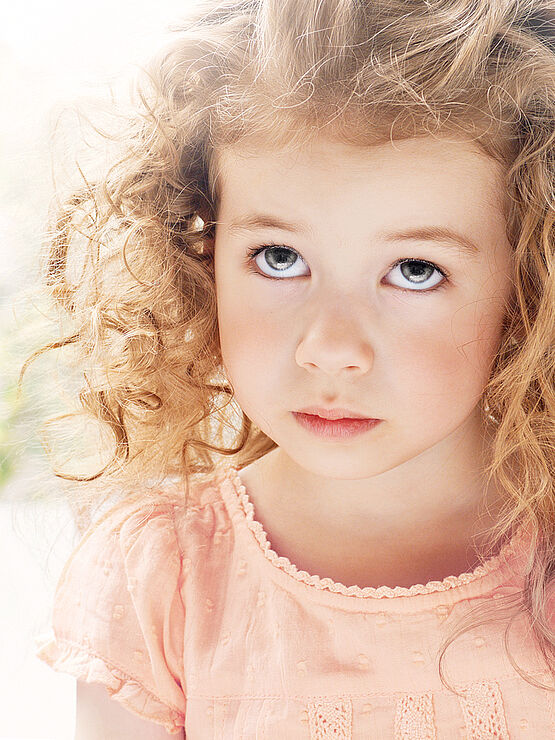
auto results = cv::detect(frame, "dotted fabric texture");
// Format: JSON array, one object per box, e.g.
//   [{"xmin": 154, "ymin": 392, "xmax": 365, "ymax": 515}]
[{"xmin": 35, "ymin": 464, "xmax": 554, "ymax": 738}]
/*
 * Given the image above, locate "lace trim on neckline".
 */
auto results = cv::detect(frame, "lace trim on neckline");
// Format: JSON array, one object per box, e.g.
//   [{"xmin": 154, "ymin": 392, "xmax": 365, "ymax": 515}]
[{"xmin": 223, "ymin": 465, "xmax": 523, "ymax": 600}]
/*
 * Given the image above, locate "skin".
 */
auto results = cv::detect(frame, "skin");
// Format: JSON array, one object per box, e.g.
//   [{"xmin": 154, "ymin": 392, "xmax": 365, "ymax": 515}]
[{"xmin": 210, "ymin": 134, "xmax": 515, "ymax": 589}]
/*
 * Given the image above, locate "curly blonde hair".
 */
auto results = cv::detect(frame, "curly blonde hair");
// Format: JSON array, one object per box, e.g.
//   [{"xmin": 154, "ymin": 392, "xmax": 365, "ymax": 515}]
[{"xmin": 23, "ymin": 0, "xmax": 554, "ymax": 694}]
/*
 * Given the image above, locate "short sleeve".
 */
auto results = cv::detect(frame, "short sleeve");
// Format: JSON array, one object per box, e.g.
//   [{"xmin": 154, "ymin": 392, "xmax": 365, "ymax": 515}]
[{"xmin": 34, "ymin": 497, "xmax": 187, "ymax": 734}]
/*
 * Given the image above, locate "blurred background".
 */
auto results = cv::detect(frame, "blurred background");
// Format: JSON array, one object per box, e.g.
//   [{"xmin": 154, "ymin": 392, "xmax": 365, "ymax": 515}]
[{"xmin": 1, "ymin": 2, "xmax": 195, "ymax": 737}]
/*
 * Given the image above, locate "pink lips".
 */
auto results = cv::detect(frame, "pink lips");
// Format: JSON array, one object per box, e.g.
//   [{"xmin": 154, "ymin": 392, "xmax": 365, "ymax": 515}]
[{"xmin": 292, "ymin": 411, "xmax": 382, "ymax": 439}]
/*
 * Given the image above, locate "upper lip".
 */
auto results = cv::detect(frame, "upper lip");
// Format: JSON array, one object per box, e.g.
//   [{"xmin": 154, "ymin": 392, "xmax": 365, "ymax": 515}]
[{"xmin": 295, "ymin": 406, "xmax": 378, "ymax": 420}]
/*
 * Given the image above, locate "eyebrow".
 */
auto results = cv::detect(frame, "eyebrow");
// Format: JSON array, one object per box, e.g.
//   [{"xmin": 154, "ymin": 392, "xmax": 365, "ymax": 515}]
[{"xmin": 226, "ymin": 214, "xmax": 480, "ymax": 257}]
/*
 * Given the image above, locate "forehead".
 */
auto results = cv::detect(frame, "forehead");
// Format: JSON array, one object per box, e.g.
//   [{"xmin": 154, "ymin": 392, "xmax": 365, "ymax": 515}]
[{"xmin": 213, "ymin": 135, "xmax": 508, "ymax": 225}]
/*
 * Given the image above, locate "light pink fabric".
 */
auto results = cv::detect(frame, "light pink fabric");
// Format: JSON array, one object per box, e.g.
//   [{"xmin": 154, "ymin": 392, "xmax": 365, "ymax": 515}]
[{"xmin": 35, "ymin": 465, "xmax": 554, "ymax": 738}]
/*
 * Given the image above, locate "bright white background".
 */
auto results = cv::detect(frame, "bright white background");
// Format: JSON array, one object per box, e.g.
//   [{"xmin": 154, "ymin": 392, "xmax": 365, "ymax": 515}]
[{"xmin": 1, "ymin": 2, "xmax": 196, "ymax": 737}]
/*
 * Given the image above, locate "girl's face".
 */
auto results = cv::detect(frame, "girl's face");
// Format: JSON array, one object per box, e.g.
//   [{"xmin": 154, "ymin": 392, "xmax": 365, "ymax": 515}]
[{"xmin": 213, "ymin": 135, "xmax": 514, "ymax": 479}]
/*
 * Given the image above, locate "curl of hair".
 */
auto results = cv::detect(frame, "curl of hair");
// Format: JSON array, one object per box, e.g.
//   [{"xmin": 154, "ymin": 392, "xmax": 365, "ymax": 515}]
[{"xmin": 23, "ymin": 0, "xmax": 555, "ymax": 693}]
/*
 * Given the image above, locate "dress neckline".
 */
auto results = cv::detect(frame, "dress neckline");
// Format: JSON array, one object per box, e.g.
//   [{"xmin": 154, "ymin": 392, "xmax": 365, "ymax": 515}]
[{"xmin": 220, "ymin": 464, "xmax": 527, "ymax": 600}]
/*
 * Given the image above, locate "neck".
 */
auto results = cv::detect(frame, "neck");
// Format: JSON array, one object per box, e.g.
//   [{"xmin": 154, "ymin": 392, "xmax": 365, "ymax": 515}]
[{"xmin": 255, "ymin": 412, "xmax": 504, "ymax": 556}]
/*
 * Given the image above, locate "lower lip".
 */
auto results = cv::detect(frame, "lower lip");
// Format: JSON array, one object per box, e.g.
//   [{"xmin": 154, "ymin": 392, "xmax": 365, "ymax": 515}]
[{"xmin": 292, "ymin": 412, "xmax": 382, "ymax": 439}]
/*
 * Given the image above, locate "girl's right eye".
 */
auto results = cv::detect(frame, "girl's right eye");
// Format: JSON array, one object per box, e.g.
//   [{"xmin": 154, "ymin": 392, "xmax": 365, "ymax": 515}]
[{"xmin": 245, "ymin": 244, "xmax": 308, "ymax": 278}]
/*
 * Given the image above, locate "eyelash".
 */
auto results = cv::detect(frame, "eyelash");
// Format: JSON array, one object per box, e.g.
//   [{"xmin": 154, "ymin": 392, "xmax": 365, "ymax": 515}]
[{"xmin": 244, "ymin": 243, "xmax": 451, "ymax": 294}]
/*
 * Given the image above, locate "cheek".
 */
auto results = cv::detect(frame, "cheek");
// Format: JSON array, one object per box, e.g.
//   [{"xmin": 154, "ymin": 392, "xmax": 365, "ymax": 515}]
[
  {"xmin": 391, "ymin": 297, "xmax": 505, "ymax": 400},
  {"xmin": 216, "ymin": 284, "xmax": 285, "ymax": 383},
  {"xmin": 216, "ymin": 291, "xmax": 287, "ymax": 428}
]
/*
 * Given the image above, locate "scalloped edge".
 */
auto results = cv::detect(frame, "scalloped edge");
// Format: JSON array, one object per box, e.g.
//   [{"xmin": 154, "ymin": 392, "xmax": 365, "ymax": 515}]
[{"xmin": 223, "ymin": 466, "xmax": 524, "ymax": 600}]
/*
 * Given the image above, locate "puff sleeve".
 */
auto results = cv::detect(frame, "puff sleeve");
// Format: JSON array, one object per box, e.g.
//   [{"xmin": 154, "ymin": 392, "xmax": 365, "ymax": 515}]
[{"xmin": 34, "ymin": 498, "xmax": 187, "ymax": 734}]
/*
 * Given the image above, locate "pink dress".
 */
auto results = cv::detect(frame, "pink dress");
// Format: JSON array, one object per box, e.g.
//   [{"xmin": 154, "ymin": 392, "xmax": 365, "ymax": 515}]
[{"xmin": 35, "ymin": 465, "xmax": 554, "ymax": 738}]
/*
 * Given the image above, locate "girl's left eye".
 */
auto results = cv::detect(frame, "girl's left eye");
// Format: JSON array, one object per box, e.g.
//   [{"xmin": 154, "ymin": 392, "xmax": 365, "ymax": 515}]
[{"xmin": 245, "ymin": 244, "xmax": 450, "ymax": 292}]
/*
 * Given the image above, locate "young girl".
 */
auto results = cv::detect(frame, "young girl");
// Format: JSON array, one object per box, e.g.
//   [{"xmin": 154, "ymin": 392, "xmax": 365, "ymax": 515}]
[{"xmin": 29, "ymin": 0, "xmax": 554, "ymax": 737}]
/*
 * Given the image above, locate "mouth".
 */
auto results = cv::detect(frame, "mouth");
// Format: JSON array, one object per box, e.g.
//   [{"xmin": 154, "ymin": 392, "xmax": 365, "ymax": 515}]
[{"xmin": 292, "ymin": 412, "xmax": 382, "ymax": 439}]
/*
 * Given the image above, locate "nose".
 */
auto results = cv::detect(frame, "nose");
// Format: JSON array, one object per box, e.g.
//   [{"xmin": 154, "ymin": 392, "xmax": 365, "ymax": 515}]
[{"xmin": 295, "ymin": 300, "xmax": 374, "ymax": 377}]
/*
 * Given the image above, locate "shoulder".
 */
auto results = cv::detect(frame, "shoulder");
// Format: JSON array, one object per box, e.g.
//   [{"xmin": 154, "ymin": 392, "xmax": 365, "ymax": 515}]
[
  {"xmin": 77, "ymin": 491, "xmax": 183, "ymax": 559},
  {"xmin": 84, "ymin": 465, "xmax": 229, "ymax": 535},
  {"xmin": 91, "ymin": 465, "xmax": 233, "ymax": 548},
  {"xmin": 56, "ymin": 465, "xmax": 235, "ymax": 590}
]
